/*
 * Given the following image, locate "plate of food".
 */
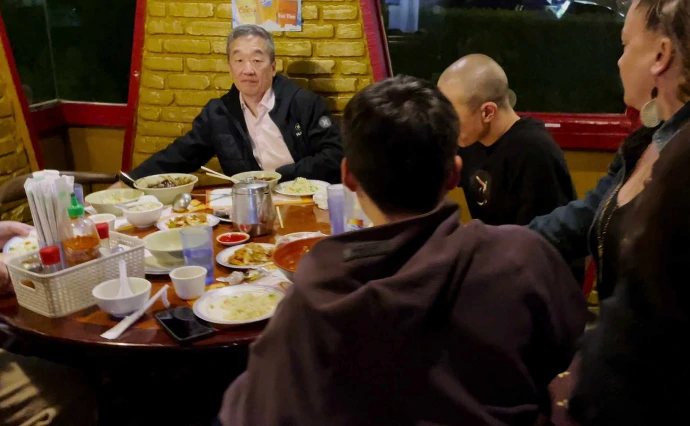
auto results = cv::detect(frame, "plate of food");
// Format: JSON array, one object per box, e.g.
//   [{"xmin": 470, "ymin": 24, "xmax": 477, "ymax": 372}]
[
  {"xmin": 274, "ymin": 177, "xmax": 329, "ymax": 197},
  {"xmin": 216, "ymin": 243, "xmax": 275, "ymax": 269},
  {"xmin": 3, "ymin": 231, "xmax": 39, "ymax": 257},
  {"xmin": 193, "ymin": 284, "xmax": 285, "ymax": 326},
  {"xmin": 156, "ymin": 213, "xmax": 220, "ymax": 230}
]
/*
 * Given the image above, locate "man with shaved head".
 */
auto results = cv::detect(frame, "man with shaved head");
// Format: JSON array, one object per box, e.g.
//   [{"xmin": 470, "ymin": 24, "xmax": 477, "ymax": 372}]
[{"xmin": 439, "ymin": 54, "xmax": 575, "ymax": 226}]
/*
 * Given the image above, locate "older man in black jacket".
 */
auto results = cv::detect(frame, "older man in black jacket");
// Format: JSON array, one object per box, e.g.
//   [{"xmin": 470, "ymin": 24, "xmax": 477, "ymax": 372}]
[{"xmin": 121, "ymin": 25, "xmax": 343, "ymax": 185}]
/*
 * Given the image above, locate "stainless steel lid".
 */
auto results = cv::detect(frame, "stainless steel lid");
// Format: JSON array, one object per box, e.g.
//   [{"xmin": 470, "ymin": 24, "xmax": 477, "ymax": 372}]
[{"xmin": 233, "ymin": 180, "xmax": 269, "ymax": 195}]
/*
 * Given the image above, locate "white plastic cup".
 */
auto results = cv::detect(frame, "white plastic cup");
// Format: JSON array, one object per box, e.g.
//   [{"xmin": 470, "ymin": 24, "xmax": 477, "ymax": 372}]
[{"xmin": 170, "ymin": 265, "xmax": 207, "ymax": 300}]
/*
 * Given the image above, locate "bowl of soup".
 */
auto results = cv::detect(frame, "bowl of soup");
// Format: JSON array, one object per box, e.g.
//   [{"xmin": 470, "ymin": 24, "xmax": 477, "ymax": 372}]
[
  {"xmin": 133, "ymin": 173, "xmax": 198, "ymax": 205},
  {"xmin": 272, "ymin": 236, "xmax": 324, "ymax": 281},
  {"xmin": 123, "ymin": 201, "xmax": 164, "ymax": 228},
  {"xmin": 230, "ymin": 171, "xmax": 281, "ymax": 191},
  {"xmin": 85, "ymin": 188, "xmax": 144, "ymax": 215}
]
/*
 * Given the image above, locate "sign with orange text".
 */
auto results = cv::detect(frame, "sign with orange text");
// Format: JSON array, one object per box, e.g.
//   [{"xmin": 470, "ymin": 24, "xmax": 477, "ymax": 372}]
[{"xmin": 233, "ymin": 0, "xmax": 302, "ymax": 31}]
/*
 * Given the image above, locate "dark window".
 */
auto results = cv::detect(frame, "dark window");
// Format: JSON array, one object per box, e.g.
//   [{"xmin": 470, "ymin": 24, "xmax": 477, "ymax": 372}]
[
  {"xmin": 1, "ymin": 0, "xmax": 136, "ymax": 105},
  {"xmin": 381, "ymin": 0, "xmax": 627, "ymax": 113}
]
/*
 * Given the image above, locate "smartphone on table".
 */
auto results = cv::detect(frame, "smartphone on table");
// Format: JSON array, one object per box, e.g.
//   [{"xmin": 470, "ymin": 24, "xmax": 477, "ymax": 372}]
[{"xmin": 154, "ymin": 306, "xmax": 215, "ymax": 344}]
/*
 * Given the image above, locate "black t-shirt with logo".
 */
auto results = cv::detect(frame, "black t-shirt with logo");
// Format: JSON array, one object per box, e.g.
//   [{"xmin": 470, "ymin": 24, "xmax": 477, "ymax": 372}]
[{"xmin": 458, "ymin": 117, "xmax": 576, "ymax": 226}]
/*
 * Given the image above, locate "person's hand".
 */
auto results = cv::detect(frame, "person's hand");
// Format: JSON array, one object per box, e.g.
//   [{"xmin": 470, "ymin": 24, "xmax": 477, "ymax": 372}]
[
  {"xmin": 0, "ymin": 221, "xmax": 33, "ymax": 247},
  {"xmin": 0, "ymin": 254, "xmax": 13, "ymax": 296}
]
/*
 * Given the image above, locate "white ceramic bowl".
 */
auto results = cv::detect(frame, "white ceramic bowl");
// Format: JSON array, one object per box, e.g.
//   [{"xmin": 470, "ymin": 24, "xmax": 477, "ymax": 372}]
[
  {"xmin": 230, "ymin": 171, "xmax": 281, "ymax": 190},
  {"xmin": 170, "ymin": 266, "xmax": 207, "ymax": 300},
  {"xmin": 90, "ymin": 213, "xmax": 116, "ymax": 230},
  {"xmin": 134, "ymin": 173, "xmax": 198, "ymax": 205},
  {"xmin": 92, "ymin": 277, "xmax": 151, "ymax": 317},
  {"xmin": 85, "ymin": 189, "xmax": 144, "ymax": 215},
  {"xmin": 143, "ymin": 229, "xmax": 184, "ymax": 265},
  {"xmin": 123, "ymin": 201, "xmax": 164, "ymax": 229}
]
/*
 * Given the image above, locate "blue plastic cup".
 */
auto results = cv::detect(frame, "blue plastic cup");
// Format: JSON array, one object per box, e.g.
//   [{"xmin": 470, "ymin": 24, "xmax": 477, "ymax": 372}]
[
  {"xmin": 327, "ymin": 184, "xmax": 345, "ymax": 235},
  {"xmin": 180, "ymin": 226, "xmax": 214, "ymax": 285},
  {"xmin": 73, "ymin": 184, "xmax": 84, "ymax": 205}
]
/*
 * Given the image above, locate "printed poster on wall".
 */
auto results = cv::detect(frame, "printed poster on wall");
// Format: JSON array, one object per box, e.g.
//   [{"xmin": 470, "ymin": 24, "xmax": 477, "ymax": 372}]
[{"xmin": 233, "ymin": 0, "xmax": 302, "ymax": 31}]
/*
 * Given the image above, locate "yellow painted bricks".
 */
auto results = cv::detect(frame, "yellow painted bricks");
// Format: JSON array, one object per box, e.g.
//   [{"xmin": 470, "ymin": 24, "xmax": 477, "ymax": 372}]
[
  {"xmin": 0, "ymin": 37, "xmax": 38, "ymax": 221},
  {"xmin": 135, "ymin": 1, "xmax": 374, "ymax": 182}
]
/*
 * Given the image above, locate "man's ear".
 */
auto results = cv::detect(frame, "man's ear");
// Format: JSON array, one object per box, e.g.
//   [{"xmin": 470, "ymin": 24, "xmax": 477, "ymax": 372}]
[
  {"xmin": 445, "ymin": 155, "xmax": 462, "ymax": 191},
  {"xmin": 272, "ymin": 60, "xmax": 277, "ymax": 77},
  {"xmin": 341, "ymin": 158, "xmax": 358, "ymax": 192},
  {"xmin": 480, "ymin": 102, "xmax": 498, "ymax": 123}
]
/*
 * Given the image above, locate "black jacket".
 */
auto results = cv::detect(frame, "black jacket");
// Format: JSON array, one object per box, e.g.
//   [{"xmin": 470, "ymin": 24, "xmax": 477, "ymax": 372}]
[{"xmin": 129, "ymin": 75, "xmax": 343, "ymax": 183}]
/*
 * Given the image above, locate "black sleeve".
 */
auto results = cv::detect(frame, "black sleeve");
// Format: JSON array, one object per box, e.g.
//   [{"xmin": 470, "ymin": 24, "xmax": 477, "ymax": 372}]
[
  {"xmin": 512, "ymin": 145, "xmax": 574, "ymax": 225},
  {"xmin": 276, "ymin": 93, "xmax": 343, "ymax": 183},
  {"xmin": 129, "ymin": 104, "xmax": 216, "ymax": 179}
]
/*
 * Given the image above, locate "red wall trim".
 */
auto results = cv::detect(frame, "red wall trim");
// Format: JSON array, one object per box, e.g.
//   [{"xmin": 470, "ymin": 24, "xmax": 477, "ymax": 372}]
[
  {"xmin": 61, "ymin": 102, "xmax": 129, "ymax": 127},
  {"xmin": 121, "ymin": 0, "xmax": 147, "ymax": 171},
  {"xmin": 31, "ymin": 102, "xmax": 129, "ymax": 136},
  {"xmin": 523, "ymin": 112, "xmax": 632, "ymax": 151},
  {"xmin": 0, "ymin": 14, "xmax": 44, "ymax": 170},
  {"xmin": 360, "ymin": 0, "xmax": 393, "ymax": 81},
  {"xmin": 30, "ymin": 103, "xmax": 64, "ymax": 136}
]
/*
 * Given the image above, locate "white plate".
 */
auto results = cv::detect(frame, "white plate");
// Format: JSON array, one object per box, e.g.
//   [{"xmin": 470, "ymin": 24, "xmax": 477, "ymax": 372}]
[
  {"xmin": 193, "ymin": 284, "xmax": 285, "ymax": 326},
  {"xmin": 156, "ymin": 213, "xmax": 220, "ymax": 231},
  {"xmin": 3, "ymin": 231, "xmax": 39, "ymax": 257},
  {"xmin": 209, "ymin": 188, "xmax": 233, "ymax": 208},
  {"xmin": 216, "ymin": 243, "xmax": 276, "ymax": 269},
  {"xmin": 274, "ymin": 180, "xmax": 329, "ymax": 197}
]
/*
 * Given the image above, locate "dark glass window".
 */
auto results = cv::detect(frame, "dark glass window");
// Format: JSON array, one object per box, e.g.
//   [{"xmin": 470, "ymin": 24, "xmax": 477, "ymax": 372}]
[
  {"xmin": 1, "ymin": 0, "xmax": 136, "ymax": 105},
  {"xmin": 382, "ymin": 0, "xmax": 627, "ymax": 113}
]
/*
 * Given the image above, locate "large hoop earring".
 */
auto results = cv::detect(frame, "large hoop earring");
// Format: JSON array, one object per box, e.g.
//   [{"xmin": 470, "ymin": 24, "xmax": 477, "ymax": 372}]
[{"xmin": 640, "ymin": 87, "xmax": 661, "ymax": 128}]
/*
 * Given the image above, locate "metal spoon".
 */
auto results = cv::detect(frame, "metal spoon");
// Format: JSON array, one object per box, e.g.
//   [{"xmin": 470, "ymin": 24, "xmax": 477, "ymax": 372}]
[{"xmin": 172, "ymin": 193, "xmax": 193, "ymax": 212}]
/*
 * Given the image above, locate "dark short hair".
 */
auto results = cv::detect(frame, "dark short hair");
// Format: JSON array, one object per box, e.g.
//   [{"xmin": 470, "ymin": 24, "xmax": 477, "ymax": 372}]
[
  {"xmin": 342, "ymin": 75, "xmax": 459, "ymax": 215},
  {"xmin": 227, "ymin": 24, "xmax": 275, "ymax": 62}
]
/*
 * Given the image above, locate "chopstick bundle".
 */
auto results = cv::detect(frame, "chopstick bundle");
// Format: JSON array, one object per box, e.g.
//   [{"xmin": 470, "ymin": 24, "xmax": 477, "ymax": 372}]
[{"xmin": 24, "ymin": 170, "xmax": 75, "ymax": 246}]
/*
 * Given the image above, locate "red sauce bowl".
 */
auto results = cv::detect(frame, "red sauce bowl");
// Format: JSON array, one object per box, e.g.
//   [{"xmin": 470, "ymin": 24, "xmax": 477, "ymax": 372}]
[
  {"xmin": 272, "ymin": 236, "xmax": 325, "ymax": 281},
  {"xmin": 216, "ymin": 232, "xmax": 250, "ymax": 247}
]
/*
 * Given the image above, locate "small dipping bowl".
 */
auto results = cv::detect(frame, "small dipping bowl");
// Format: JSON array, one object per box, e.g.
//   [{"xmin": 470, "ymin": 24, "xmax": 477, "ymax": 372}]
[
  {"xmin": 92, "ymin": 277, "xmax": 152, "ymax": 318},
  {"xmin": 216, "ymin": 232, "xmax": 250, "ymax": 247}
]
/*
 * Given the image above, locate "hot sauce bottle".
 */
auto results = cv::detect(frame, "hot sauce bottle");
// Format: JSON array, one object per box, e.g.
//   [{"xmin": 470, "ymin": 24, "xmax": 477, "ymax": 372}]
[{"xmin": 62, "ymin": 194, "xmax": 101, "ymax": 267}]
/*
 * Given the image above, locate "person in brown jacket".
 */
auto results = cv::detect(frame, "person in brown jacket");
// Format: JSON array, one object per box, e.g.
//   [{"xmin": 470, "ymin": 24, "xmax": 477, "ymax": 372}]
[{"xmin": 218, "ymin": 75, "xmax": 587, "ymax": 426}]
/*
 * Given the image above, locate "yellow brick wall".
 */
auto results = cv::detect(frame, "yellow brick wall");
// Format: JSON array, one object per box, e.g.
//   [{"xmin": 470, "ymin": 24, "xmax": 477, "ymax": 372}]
[
  {"xmin": 134, "ymin": 0, "xmax": 374, "ymax": 185},
  {"xmin": 0, "ymin": 37, "xmax": 38, "ymax": 222}
]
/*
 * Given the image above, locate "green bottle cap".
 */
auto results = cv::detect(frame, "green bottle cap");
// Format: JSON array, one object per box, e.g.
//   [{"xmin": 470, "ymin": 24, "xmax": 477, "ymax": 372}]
[{"xmin": 67, "ymin": 193, "xmax": 84, "ymax": 218}]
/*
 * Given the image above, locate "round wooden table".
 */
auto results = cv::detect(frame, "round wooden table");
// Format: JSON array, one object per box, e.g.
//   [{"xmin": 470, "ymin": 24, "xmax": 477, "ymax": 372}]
[{"xmin": 0, "ymin": 203, "xmax": 331, "ymax": 353}]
